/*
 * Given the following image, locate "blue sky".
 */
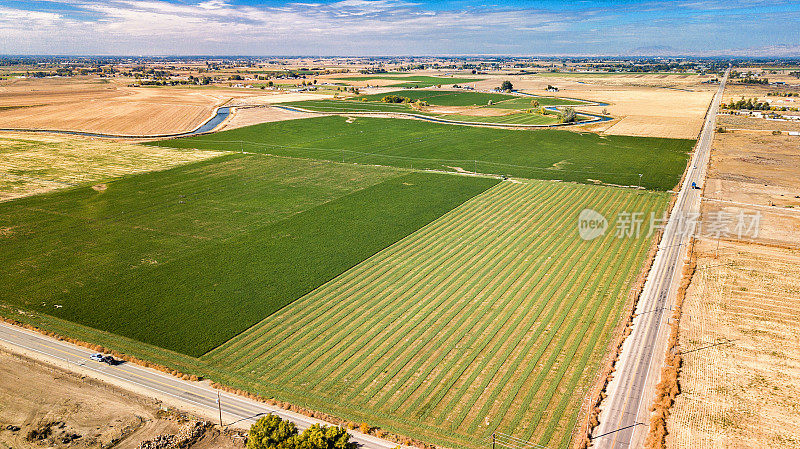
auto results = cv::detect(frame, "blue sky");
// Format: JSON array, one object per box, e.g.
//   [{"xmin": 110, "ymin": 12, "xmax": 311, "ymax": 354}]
[{"xmin": 2, "ymin": 0, "xmax": 800, "ymax": 56}]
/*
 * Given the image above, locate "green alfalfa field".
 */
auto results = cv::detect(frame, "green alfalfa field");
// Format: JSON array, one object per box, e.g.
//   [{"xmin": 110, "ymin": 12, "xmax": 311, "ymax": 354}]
[
  {"xmin": 0, "ymin": 154, "xmax": 498, "ymax": 356},
  {"xmin": 150, "ymin": 115, "xmax": 693, "ymax": 190}
]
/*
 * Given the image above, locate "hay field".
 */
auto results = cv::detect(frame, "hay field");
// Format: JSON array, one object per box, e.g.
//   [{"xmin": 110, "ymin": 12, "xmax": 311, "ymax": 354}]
[
  {"xmin": 0, "ymin": 154, "xmax": 496, "ymax": 355},
  {"xmin": 666, "ymin": 239, "xmax": 800, "ymax": 449},
  {"xmin": 0, "ymin": 77, "xmax": 261, "ymax": 135},
  {"xmin": 151, "ymin": 116, "xmax": 694, "ymax": 190},
  {"xmin": 206, "ymin": 180, "xmax": 669, "ymax": 449},
  {"xmin": 0, "ymin": 132, "xmax": 223, "ymax": 201}
]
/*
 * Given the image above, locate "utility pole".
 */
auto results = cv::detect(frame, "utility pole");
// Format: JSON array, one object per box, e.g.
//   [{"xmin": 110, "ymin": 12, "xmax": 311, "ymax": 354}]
[
  {"xmin": 638, "ymin": 173, "xmax": 643, "ymax": 190},
  {"xmin": 491, "ymin": 433, "xmax": 495, "ymax": 449},
  {"xmin": 217, "ymin": 391, "xmax": 223, "ymax": 428}
]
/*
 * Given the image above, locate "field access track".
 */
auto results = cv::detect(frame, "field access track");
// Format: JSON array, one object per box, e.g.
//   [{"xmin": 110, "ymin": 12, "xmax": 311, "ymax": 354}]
[{"xmin": 203, "ymin": 180, "xmax": 669, "ymax": 449}]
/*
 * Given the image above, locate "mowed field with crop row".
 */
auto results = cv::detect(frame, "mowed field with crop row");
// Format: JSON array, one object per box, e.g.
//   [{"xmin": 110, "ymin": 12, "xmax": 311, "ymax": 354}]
[
  {"xmin": 151, "ymin": 116, "xmax": 693, "ymax": 190},
  {"xmin": 203, "ymin": 180, "xmax": 670, "ymax": 449},
  {"xmin": 0, "ymin": 154, "xmax": 497, "ymax": 355}
]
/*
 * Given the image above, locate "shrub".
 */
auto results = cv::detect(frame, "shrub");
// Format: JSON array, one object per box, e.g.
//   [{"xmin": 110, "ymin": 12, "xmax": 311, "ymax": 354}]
[
  {"xmin": 381, "ymin": 95, "xmax": 411, "ymax": 104},
  {"xmin": 247, "ymin": 415, "xmax": 357, "ymax": 449},
  {"xmin": 558, "ymin": 107, "xmax": 577, "ymax": 123}
]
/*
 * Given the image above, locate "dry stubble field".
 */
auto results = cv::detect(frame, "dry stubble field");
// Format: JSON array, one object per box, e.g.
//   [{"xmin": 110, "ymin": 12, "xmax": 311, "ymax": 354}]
[
  {"xmin": 666, "ymin": 83, "xmax": 800, "ymax": 448},
  {"xmin": 0, "ymin": 132, "xmax": 224, "ymax": 201},
  {"xmin": 468, "ymin": 73, "xmax": 716, "ymax": 139},
  {"xmin": 666, "ymin": 239, "xmax": 800, "ymax": 449},
  {"xmin": 0, "ymin": 77, "xmax": 266, "ymax": 135}
]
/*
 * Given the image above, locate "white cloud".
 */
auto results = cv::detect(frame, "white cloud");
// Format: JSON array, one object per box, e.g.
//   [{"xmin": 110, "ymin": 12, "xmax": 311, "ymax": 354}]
[{"xmin": 1, "ymin": 0, "xmax": 798, "ymax": 55}]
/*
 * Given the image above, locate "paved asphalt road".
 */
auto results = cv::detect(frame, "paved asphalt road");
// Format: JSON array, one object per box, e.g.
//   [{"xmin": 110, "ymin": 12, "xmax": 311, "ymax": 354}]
[
  {"xmin": 591, "ymin": 68, "xmax": 729, "ymax": 449},
  {"xmin": 0, "ymin": 321, "xmax": 403, "ymax": 449}
]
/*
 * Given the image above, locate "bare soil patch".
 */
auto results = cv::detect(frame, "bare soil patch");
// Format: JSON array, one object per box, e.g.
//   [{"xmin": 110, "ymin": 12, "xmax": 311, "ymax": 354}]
[
  {"xmin": 0, "ymin": 350, "xmax": 242, "ymax": 449},
  {"xmin": 702, "ymin": 130, "xmax": 800, "ymax": 247},
  {"xmin": 717, "ymin": 114, "xmax": 800, "ymax": 133}
]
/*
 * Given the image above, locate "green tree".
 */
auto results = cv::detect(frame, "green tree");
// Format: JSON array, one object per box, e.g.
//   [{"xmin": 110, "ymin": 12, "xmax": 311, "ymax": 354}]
[
  {"xmin": 247, "ymin": 415, "xmax": 298, "ymax": 449},
  {"xmin": 500, "ymin": 80, "xmax": 513, "ymax": 91},
  {"xmin": 295, "ymin": 425, "xmax": 357, "ymax": 449},
  {"xmin": 558, "ymin": 107, "xmax": 577, "ymax": 123},
  {"xmin": 530, "ymin": 99, "xmax": 540, "ymax": 108}
]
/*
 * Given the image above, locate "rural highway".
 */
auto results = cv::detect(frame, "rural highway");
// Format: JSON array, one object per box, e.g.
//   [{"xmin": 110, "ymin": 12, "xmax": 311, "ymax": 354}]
[
  {"xmin": 591, "ymin": 68, "xmax": 729, "ymax": 449},
  {"xmin": 0, "ymin": 321, "xmax": 403, "ymax": 449}
]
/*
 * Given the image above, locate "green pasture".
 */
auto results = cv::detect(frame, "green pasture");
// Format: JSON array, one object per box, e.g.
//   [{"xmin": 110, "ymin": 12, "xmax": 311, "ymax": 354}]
[
  {"xmin": 150, "ymin": 116, "xmax": 693, "ymax": 190},
  {"xmin": 436, "ymin": 113, "xmax": 560, "ymax": 125},
  {"xmin": 357, "ymin": 89, "xmax": 516, "ymax": 106},
  {"xmin": 486, "ymin": 95, "xmax": 587, "ymax": 108}
]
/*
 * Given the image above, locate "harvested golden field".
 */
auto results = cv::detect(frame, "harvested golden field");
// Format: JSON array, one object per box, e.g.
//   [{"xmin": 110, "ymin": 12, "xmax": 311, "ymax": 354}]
[
  {"xmin": 0, "ymin": 77, "xmax": 262, "ymax": 135},
  {"xmin": 0, "ymin": 132, "xmax": 224, "ymax": 201},
  {"xmin": 469, "ymin": 74, "xmax": 715, "ymax": 138},
  {"xmin": 702, "ymin": 130, "xmax": 800, "ymax": 247},
  {"xmin": 666, "ymin": 239, "xmax": 800, "ymax": 449}
]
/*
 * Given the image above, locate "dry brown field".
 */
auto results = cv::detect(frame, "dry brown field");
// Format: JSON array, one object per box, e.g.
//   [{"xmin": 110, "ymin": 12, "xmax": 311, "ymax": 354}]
[
  {"xmin": 216, "ymin": 106, "xmax": 315, "ymax": 131},
  {"xmin": 0, "ymin": 132, "xmax": 224, "ymax": 201},
  {"xmin": 0, "ymin": 350, "xmax": 240, "ymax": 449},
  {"xmin": 473, "ymin": 73, "xmax": 715, "ymax": 139},
  {"xmin": 702, "ymin": 128, "xmax": 800, "ymax": 248},
  {"xmin": 665, "ymin": 239, "xmax": 800, "ymax": 449},
  {"xmin": 0, "ymin": 77, "xmax": 265, "ymax": 135},
  {"xmin": 717, "ymin": 114, "xmax": 800, "ymax": 133},
  {"xmin": 665, "ymin": 82, "xmax": 800, "ymax": 449}
]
